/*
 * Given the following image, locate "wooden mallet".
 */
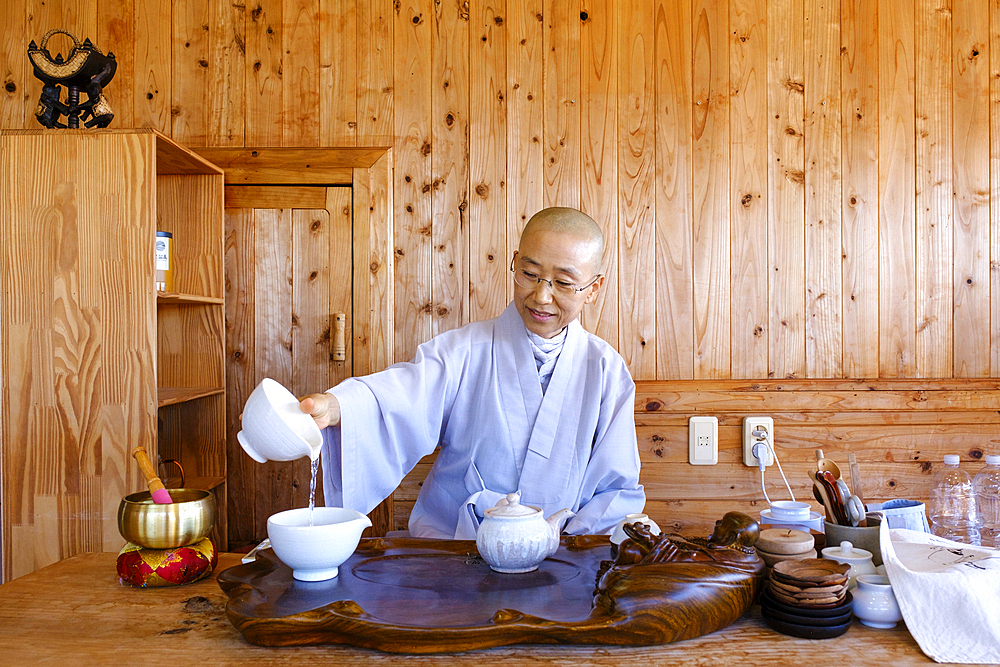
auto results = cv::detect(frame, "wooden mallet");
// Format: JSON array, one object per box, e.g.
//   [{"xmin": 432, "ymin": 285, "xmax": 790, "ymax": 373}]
[{"xmin": 132, "ymin": 447, "xmax": 174, "ymax": 504}]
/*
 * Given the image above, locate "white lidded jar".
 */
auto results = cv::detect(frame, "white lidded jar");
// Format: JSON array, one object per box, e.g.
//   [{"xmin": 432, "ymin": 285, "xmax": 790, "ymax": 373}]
[
  {"xmin": 929, "ymin": 454, "xmax": 981, "ymax": 545},
  {"xmin": 821, "ymin": 540, "xmax": 876, "ymax": 589}
]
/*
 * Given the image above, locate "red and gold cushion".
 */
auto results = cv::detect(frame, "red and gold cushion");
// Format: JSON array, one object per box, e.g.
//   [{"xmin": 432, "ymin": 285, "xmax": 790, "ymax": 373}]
[{"xmin": 117, "ymin": 538, "xmax": 218, "ymax": 587}]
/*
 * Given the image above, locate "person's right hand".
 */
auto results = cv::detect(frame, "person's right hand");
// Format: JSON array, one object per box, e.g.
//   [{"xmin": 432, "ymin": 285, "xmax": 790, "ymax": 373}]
[{"xmin": 299, "ymin": 393, "xmax": 341, "ymax": 429}]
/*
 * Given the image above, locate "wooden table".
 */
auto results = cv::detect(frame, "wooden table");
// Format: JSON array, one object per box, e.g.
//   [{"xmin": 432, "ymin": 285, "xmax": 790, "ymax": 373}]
[{"xmin": 0, "ymin": 552, "xmax": 948, "ymax": 665}]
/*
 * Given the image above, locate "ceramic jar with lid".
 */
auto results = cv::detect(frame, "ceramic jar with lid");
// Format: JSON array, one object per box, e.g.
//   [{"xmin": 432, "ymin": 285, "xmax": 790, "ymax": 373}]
[
  {"xmin": 853, "ymin": 574, "xmax": 903, "ymax": 628},
  {"xmin": 821, "ymin": 540, "xmax": 876, "ymax": 589}
]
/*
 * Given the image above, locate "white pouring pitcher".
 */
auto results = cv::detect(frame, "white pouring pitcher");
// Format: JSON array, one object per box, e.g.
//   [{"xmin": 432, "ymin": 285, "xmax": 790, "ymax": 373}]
[{"xmin": 238, "ymin": 378, "xmax": 323, "ymax": 463}]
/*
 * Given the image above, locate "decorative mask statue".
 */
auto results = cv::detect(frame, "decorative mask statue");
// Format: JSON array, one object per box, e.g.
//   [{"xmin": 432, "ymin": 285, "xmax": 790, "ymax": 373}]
[{"xmin": 27, "ymin": 29, "xmax": 117, "ymax": 129}]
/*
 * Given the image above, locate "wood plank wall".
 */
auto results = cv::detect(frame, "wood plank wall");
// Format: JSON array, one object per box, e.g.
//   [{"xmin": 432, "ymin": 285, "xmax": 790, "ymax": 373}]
[
  {"xmin": 3, "ymin": 1, "xmax": 1000, "ymax": 537},
  {"xmin": 3, "ymin": 0, "xmax": 995, "ymax": 380}
]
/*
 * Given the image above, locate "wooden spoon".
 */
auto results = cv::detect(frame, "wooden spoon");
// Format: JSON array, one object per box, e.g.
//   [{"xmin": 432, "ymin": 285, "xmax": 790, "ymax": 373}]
[
  {"xmin": 848, "ymin": 452, "xmax": 865, "ymax": 507},
  {"xmin": 819, "ymin": 471, "xmax": 849, "ymax": 525},
  {"xmin": 813, "ymin": 472, "xmax": 838, "ymax": 524},
  {"xmin": 815, "ymin": 449, "xmax": 843, "ymax": 480}
]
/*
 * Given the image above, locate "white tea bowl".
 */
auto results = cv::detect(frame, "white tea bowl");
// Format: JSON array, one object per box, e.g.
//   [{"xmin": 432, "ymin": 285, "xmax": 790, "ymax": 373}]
[
  {"xmin": 266, "ymin": 507, "xmax": 372, "ymax": 581},
  {"xmin": 238, "ymin": 378, "xmax": 323, "ymax": 463},
  {"xmin": 769, "ymin": 500, "xmax": 812, "ymax": 521}
]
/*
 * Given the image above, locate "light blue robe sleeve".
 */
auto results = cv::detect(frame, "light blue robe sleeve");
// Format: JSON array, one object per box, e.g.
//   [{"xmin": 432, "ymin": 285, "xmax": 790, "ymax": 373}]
[
  {"xmin": 320, "ymin": 337, "xmax": 458, "ymax": 514},
  {"xmin": 562, "ymin": 368, "xmax": 645, "ymax": 535}
]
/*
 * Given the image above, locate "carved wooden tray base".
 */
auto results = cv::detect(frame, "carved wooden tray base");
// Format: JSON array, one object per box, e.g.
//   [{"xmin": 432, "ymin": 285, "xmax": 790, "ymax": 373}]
[{"xmin": 218, "ymin": 536, "xmax": 760, "ymax": 653}]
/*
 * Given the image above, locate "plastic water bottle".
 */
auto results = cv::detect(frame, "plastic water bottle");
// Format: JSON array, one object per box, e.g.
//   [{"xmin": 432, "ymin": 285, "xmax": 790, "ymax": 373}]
[
  {"xmin": 928, "ymin": 454, "xmax": 980, "ymax": 545},
  {"xmin": 973, "ymin": 454, "xmax": 1000, "ymax": 549}
]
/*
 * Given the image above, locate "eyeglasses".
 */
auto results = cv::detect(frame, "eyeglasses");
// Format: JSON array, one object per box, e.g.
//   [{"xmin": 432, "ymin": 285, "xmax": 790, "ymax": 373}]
[{"xmin": 510, "ymin": 257, "xmax": 602, "ymax": 296}]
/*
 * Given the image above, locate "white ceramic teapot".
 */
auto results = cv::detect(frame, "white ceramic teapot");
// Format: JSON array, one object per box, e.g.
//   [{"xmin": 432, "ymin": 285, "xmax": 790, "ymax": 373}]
[{"xmin": 475, "ymin": 493, "xmax": 575, "ymax": 573}]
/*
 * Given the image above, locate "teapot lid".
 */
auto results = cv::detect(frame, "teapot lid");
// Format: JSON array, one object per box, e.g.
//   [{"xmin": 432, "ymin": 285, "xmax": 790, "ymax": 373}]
[{"xmin": 485, "ymin": 492, "xmax": 540, "ymax": 518}]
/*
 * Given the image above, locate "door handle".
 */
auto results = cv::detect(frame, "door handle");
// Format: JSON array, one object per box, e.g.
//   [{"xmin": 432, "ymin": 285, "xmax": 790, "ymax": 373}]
[{"xmin": 333, "ymin": 313, "xmax": 346, "ymax": 361}]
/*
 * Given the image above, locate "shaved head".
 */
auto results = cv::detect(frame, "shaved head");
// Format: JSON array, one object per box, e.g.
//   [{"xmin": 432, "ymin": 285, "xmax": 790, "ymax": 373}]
[{"xmin": 520, "ymin": 207, "xmax": 604, "ymax": 275}]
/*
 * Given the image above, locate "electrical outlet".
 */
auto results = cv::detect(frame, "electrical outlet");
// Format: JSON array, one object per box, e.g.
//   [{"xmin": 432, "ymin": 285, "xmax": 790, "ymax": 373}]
[
  {"xmin": 743, "ymin": 416, "xmax": 775, "ymax": 467},
  {"xmin": 688, "ymin": 416, "xmax": 718, "ymax": 465}
]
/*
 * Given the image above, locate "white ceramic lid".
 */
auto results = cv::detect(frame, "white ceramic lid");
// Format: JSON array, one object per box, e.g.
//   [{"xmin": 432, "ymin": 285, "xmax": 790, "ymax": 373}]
[
  {"xmin": 486, "ymin": 493, "xmax": 539, "ymax": 518},
  {"xmin": 822, "ymin": 540, "xmax": 873, "ymax": 561}
]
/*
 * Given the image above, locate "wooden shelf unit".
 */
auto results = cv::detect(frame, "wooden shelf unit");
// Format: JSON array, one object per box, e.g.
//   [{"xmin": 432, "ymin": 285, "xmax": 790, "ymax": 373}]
[
  {"xmin": 0, "ymin": 129, "xmax": 227, "ymax": 581},
  {"xmin": 152, "ymin": 131, "xmax": 227, "ymax": 551}
]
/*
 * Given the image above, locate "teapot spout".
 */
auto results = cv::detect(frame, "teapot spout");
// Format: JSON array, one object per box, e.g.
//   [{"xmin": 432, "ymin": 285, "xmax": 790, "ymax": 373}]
[{"xmin": 545, "ymin": 508, "xmax": 575, "ymax": 555}]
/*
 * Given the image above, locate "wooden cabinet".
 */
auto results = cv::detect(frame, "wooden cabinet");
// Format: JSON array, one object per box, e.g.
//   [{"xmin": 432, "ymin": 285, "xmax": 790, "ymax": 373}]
[{"xmin": 0, "ymin": 129, "xmax": 225, "ymax": 581}]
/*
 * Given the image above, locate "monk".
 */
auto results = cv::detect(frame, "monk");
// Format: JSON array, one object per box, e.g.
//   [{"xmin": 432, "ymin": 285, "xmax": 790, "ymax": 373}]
[{"xmin": 299, "ymin": 207, "xmax": 645, "ymax": 539}]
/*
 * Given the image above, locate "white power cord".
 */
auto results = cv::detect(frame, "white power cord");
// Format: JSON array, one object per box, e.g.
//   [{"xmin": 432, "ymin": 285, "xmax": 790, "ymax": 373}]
[{"xmin": 753, "ymin": 436, "xmax": 796, "ymax": 503}]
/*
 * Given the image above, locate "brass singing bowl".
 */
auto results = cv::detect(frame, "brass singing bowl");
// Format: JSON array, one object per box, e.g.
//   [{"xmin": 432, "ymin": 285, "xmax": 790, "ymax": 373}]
[{"xmin": 117, "ymin": 489, "xmax": 215, "ymax": 549}]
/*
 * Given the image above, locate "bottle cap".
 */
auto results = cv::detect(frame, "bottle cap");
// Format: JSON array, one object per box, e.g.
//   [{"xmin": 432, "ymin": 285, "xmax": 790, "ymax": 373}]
[
  {"xmin": 986, "ymin": 454, "xmax": 1000, "ymax": 466},
  {"xmin": 943, "ymin": 454, "xmax": 960, "ymax": 466}
]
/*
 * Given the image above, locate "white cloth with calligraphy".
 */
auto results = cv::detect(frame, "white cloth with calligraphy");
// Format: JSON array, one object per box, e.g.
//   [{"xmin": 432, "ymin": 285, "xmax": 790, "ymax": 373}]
[
  {"xmin": 880, "ymin": 519, "xmax": 1000, "ymax": 664},
  {"xmin": 320, "ymin": 301, "xmax": 645, "ymax": 540}
]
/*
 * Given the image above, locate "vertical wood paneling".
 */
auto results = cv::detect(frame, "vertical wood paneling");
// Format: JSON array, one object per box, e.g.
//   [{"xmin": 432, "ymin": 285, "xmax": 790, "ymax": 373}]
[
  {"xmin": 97, "ymin": 0, "xmax": 135, "ymax": 129},
  {"xmin": 171, "ymin": 0, "xmax": 211, "ymax": 145},
  {"xmin": 393, "ymin": 0, "xmax": 434, "ymax": 361},
  {"xmin": 282, "ymin": 0, "xmax": 320, "ymax": 146},
  {"xmin": 252, "ymin": 207, "xmax": 293, "ymax": 535},
  {"xmin": 692, "ymin": 0, "xmax": 731, "ymax": 378},
  {"xmin": 5, "ymin": 0, "xmax": 1000, "ymax": 385},
  {"xmin": 506, "ymin": 0, "xmax": 544, "ymax": 297},
  {"xmin": 326, "ymin": 187, "xmax": 355, "ymax": 387},
  {"xmin": 841, "ymin": 0, "xmax": 879, "ymax": 377},
  {"xmin": 290, "ymin": 206, "xmax": 330, "ymax": 511},
  {"xmin": 915, "ymin": 0, "xmax": 953, "ymax": 377},
  {"xmin": 246, "ymin": 0, "xmax": 284, "ymax": 145},
  {"xmin": 291, "ymin": 207, "xmax": 331, "ymax": 399},
  {"xmin": 952, "ymin": 0, "xmax": 990, "ymax": 377},
  {"xmin": 431, "ymin": 0, "xmax": 469, "ymax": 334},
  {"xmin": 320, "ymin": 0, "xmax": 358, "ymax": 146},
  {"xmin": 730, "ymin": 0, "xmax": 768, "ymax": 378},
  {"xmin": 542, "ymin": 0, "xmax": 581, "ymax": 207},
  {"xmin": 208, "ymin": 0, "xmax": 246, "ymax": 146},
  {"xmin": 224, "ymin": 207, "xmax": 257, "ymax": 545},
  {"xmin": 507, "ymin": 2, "xmax": 544, "ymax": 231},
  {"xmin": 134, "ymin": 0, "xmax": 171, "ymax": 130},
  {"xmin": 654, "ymin": 0, "xmax": 694, "ymax": 378},
  {"xmin": 767, "ymin": 0, "xmax": 806, "ymax": 379},
  {"xmin": 992, "ymin": 0, "xmax": 1000, "ymax": 376},
  {"xmin": 470, "ymin": 0, "xmax": 508, "ymax": 322},
  {"xmin": 879, "ymin": 0, "xmax": 916, "ymax": 376},
  {"xmin": 579, "ymin": 0, "xmax": 618, "ymax": 345},
  {"xmin": 0, "ymin": 0, "xmax": 27, "ymax": 128},
  {"xmin": 619, "ymin": 0, "xmax": 656, "ymax": 378},
  {"xmin": 357, "ymin": 0, "xmax": 394, "ymax": 145},
  {"xmin": 804, "ymin": 0, "xmax": 843, "ymax": 377},
  {"xmin": 353, "ymin": 152, "xmax": 395, "ymax": 376}
]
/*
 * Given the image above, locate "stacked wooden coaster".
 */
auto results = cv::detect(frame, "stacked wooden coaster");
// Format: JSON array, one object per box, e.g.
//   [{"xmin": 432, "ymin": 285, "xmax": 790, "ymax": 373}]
[
  {"xmin": 759, "ymin": 559, "xmax": 853, "ymax": 639},
  {"xmin": 756, "ymin": 527, "xmax": 816, "ymax": 567}
]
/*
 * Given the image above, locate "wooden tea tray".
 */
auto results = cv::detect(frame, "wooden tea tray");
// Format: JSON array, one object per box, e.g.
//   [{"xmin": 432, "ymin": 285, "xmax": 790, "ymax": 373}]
[{"xmin": 218, "ymin": 535, "xmax": 761, "ymax": 653}]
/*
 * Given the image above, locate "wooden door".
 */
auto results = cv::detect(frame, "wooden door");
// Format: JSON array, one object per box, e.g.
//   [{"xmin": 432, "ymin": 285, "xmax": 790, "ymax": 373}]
[{"xmin": 224, "ymin": 186, "xmax": 354, "ymax": 548}]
